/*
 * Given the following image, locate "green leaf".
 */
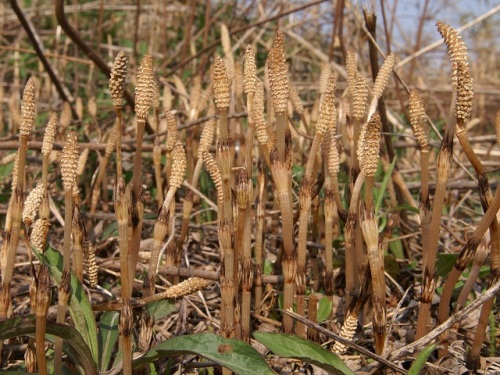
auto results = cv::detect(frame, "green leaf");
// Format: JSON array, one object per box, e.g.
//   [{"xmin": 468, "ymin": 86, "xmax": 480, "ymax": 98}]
[
  {"xmin": 317, "ymin": 296, "xmax": 332, "ymax": 323},
  {"xmin": 408, "ymin": 343, "xmax": 436, "ymax": 375},
  {"xmin": 98, "ymin": 311, "xmax": 119, "ymax": 372},
  {"xmin": 263, "ymin": 259, "xmax": 273, "ymax": 275},
  {"xmin": 0, "ymin": 159, "xmax": 14, "ymax": 182},
  {"xmin": 145, "ymin": 299, "xmax": 176, "ymax": 321},
  {"xmin": 254, "ymin": 332, "xmax": 354, "ymax": 375},
  {"xmin": 34, "ymin": 247, "xmax": 99, "ymax": 364},
  {"xmin": 102, "ymin": 222, "xmax": 119, "ymax": 239},
  {"xmin": 134, "ymin": 333, "xmax": 275, "ymax": 375},
  {"xmin": 436, "ymin": 253, "xmax": 459, "ymax": 278},
  {"xmin": 0, "ymin": 315, "xmax": 98, "ymax": 375},
  {"xmin": 375, "ymin": 156, "xmax": 396, "ymax": 215}
]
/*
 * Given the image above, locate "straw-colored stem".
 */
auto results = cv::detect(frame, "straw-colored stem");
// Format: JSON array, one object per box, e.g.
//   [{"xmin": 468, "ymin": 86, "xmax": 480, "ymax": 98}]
[
  {"xmin": 71, "ymin": 206, "xmax": 84, "ymax": 282},
  {"xmin": 254, "ymin": 162, "xmax": 266, "ymax": 310},
  {"xmin": 115, "ymin": 178, "xmax": 131, "ymax": 299},
  {"xmin": 54, "ymin": 270, "xmax": 70, "ymax": 375},
  {"xmin": 360, "ymin": 206, "xmax": 386, "ymax": 355},
  {"xmin": 120, "ymin": 300, "xmax": 133, "ymax": 375},
  {"xmin": 115, "ymin": 109, "xmax": 123, "ymax": 179},
  {"xmin": 114, "ymin": 177, "xmax": 133, "ymax": 373},
  {"xmin": 62, "ymin": 192, "xmax": 73, "ymax": 272},
  {"xmin": 416, "ymin": 128, "xmax": 454, "ymax": 338},
  {"xmin": 437, "ymin": 189, "xmax": 500, "ymax": 341},
  {"xmin": 145, "ymin": 206, "xmax": 169, "ymax": 297},
  {"xmin": 240, "ymin": 215, "xmax": 253, "ymax": 342},
  {"xmin": 466, "ymin": 270, "xmax": 499, "ymax": 372},
  {"xmin": 420, "ymin": 149, "xmax": 429, "ymax": 203},
  {"xmin": 323, "ymin": 176, "xmax": 335, "ymax": 298},
  {"xmin": 245, "ymin": 93, "xmax": 254, "ymax": 173},
  {"xmin": 153, "ymin": 138, "xmax": 163, "ymax": 207},
  {"xmin": 35, "ymin": 265, "xmax": 50, "ymax": 375},
  {"xmin": 129, "ymin": 118, "xmax": 146, "ymax": 286},
  {"xmin": 276, "ymin": 112, "xmax": 287, "ymax": 163},
  {"xmin": 1, "ymin": 188, "xmax": 22, "ymax": 287},
  {"xmin": 344, "ymin": 173, "xmax": 365, "ymax": 307},
  {"xmin": 90, "ymin": 133, "xmax": 116, "ymax": 215}
]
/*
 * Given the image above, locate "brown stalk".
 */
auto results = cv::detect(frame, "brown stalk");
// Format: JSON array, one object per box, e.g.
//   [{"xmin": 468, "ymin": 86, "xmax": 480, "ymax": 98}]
[
  {"xmin": 113, "ymin": 177, "xmax": 133, "ymax": 373},
  {"xmin": 152, "ymin": 137, "xmax": 163, "ymax": 207},
  {"xmin": 434, "ymin": 22, "xmax": 485, "ymax": 354},
  {"xmin": 109, "ymin": 51, "xmax": 128, "ymax": 180},
  {"xmin": 39, "ymin": 113, "xmax": 58, "ymax": 221},
  {"xmin": 90, "ymin": 129, "xmax": 116, "ymax": 215},
  {"xmin": 253, "ymin": 80, "xmax": 272, "ymax": 168},
  {"xmin": 323, "ymin": 129, "xmax": 339, "ymax": 303},
  {"xmin": 455, "ymin": 238, "xmax": 489, "ymax": 312},
  {"xmin": 244, "ymin": 45, "xmax": 257, "ymax": 173},
  {"xmin": 145, "ymin": 142, "xmax": 186, "ymax": 297},
  {"xmin": 236, "ymin": 170, "xmax": 253, "ymax": 342},
  {"xmin": 415, "ymin": 22, "xmax": 468, "ymax": 339},
  {"xmin": 267, "ymin": 30, "xmax": 289, "ymax": 164},
  {"xmin": 35, "ymin": 264, "xmax": 50, "ymax": 375},
  {"xmin": 162, "ymin": 112, "xmax": 180, "ymax": 284},
  {"xmin": 130, "ymin": 54, "xmax": 155, "ymax": 288},
  {"xmin": 54, "ymin": 131, "xmax": 78, "ymax": 373},
  {"xmin": 71, "ymin": 205, "xmax": 85, "ymax": 282},
  {"xmin": 466, "ymin": 269, "xmax": 500, "ymax": 371},
  {"xmin": 408, "ymin": 90, "xmax": 430, "ymax": 203},
  {"xmin": 264, "ymin": 31, "xmax": 296, "ymax": 334},
  {"xmin": 176, "ymin": 110, "xmax": 216, "ymax": 256},
  {"xmin": 254, "ymin": 161, "xmax": 266, "ymax": 311},
  {"xmin": 202, "ymin": 151, "xmax": 236, "ymax": 339},
  {"xmin": 343, "ymin": 171, "xmax": 365, "ymax": 307},
  {"xmin": 296, "ymin": 72, "xmax": 336, "ymax": 337},
  {"xmin": 358, "ymin": 112, "xmax": 385, "ymax": 354},
  {"xmin": 332, "ymin": 267, "xmax": 371, "ymax": 355},
  {"xmin": 307, "ymin": 293, "xmax": 319, "ymax": 342},
  {"xmin": 1, "ymin": 78, "xmax": 35, "ymax": 280}
]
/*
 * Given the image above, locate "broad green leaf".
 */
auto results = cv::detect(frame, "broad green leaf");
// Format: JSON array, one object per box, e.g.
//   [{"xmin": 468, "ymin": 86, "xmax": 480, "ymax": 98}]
[
  {"xmin": 134, "ymin": 333, "xmax": 275, "ymax": 375},
  {"xmin": 145, "ymin": 299, "xmax": 176, "ymax": 321},
  {"xmin": 34, "ymin": 247, "xmax": 99, "ymax": 364},
  {"xmin": 317, "ymin": 296, "xmax": 332, "ymax": 323},
  {"xmin": 254, "ymin": 332, "xmax": 354, "ymax": 375},
  {"xmin": 408, "ymin": 344, "xmax": 436, "ymax": 375},
  {"xmin": 436, "ymin": 253, "xmax": 459, "ymax": 278},
  {"xmin": 98, "ymin": 311, "xmax": 119, "ymax": 372},
  {"xmin": 0, "ymin": 315, "xmax": 97, "ymax": 375}
]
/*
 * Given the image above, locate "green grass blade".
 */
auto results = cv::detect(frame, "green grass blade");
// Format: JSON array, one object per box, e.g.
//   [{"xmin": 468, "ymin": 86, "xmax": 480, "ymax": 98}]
[
  {"xmin": 97, "ymin": 311, "xmax": 119, "ymax": 372},
  {"xmin": 34, "ymin": 247, "xmax": 99, "ymax": 364},
  {"xmin": 254, "ymin": 332, "xmax": 354, "ymax": 375},
  {"xmin": 375, "ymin": 155, "xmax": 396, "ymax": 215},
  {"xmin": 134, "ymin": 333, "xmax": 275, "ymax": 375},
  {"xmin": 408, "ymin": 343, "xmax": 436, "ymax": 375},
  {"xmin": 0, "ymin": 315, "xmax": 98, "ymax": 375}
]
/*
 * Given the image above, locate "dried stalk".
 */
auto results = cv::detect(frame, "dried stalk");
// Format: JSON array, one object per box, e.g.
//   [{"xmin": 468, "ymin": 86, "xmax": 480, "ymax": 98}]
[
  {"xmin": 296, "ymin": 72, "xmax": 336, "ymax": 337},
  {"xmin": 145, "ymin": 142, "xmax": 186, "ymax": 296},
  {"xmin": 90, "ymin": 129, "xmax": 116, "ymax": 214},
  {"xmin": 176, "ymin": 109, "xmax": 216, "ymax": 256},
  {"xmin": 254, "ymin": 161, "xmax": 266, "ymax": 310},
  {"xmin": 109, "ymin": 51, "xmax": 128, "ymax": 180},
  {"xmin": 236, "ymin": 170, "xmax": 253, "ymax": 342},
  {"xmin": 130, "ymin": 54, "xmax": 155, "ymax": 289},
  {"xmin": 54, "ymin": 131, "xmax": 79, "ymax": 373}
]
